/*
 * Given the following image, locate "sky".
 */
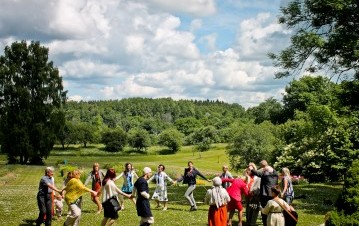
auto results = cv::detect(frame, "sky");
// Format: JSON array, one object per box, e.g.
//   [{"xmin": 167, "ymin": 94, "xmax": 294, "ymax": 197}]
[{"xmin": 0, "ymin": 0, "xmax": 293, "ymax": 108}]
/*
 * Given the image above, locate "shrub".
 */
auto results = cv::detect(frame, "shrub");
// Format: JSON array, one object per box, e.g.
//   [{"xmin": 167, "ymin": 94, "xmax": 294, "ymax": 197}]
[
  {"xmin": 336, "ymin": 159, "xmax": 359, "ymax": 215},
  {"xmin": 291, "ymin": 175, "xmax": 308, "ymax": 185},
  {"xmin": 101, "ymin": 129, "xmax": 127, "ymax": 152},
  {"xmin": 326, "ymin": 211, "xmax": 359, "ymax": 226}
]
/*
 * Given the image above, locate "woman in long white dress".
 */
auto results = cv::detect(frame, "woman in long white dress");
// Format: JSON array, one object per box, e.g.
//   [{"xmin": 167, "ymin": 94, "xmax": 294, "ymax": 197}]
[{"xmin": 147, "ymin": 164, "xmax": 176, "ymax": 210}]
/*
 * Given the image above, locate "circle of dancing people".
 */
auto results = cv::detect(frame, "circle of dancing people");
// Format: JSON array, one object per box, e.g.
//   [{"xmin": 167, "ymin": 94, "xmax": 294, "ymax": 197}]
[{"xmin": 35, "ymin": 160, "xmax": 295, "ymax": 226}]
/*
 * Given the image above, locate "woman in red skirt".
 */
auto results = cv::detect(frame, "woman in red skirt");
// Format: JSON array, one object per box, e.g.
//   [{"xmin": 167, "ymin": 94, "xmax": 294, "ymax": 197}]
[{"xmin": 205, "ymin": 177, "xmax": 231, "ymax": 226}]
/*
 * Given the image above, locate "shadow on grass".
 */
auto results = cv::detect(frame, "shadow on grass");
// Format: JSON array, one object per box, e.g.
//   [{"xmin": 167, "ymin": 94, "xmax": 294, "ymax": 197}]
[
  {"xmin": 19, "ymin": 219, "xmax": 36, "ymax": 226},
  {"xmin": 157, "ymin": 149, "xmax": 176, "ymax": 155},
  {"xmin": 293, "ymin": 183, "xmax": 342, "ymax": 215}
]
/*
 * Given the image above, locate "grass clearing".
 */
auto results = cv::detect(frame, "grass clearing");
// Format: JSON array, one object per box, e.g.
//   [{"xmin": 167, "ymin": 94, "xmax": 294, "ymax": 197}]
[{"xmin": 0, "ymin": 145, "xmax": 341, "ymax": 225}]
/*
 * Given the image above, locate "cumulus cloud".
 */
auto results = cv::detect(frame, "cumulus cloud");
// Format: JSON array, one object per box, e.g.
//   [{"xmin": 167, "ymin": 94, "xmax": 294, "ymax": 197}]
[
  {"xmin": 141, "ymin": 0, "xmax": 216, "ymax": 16},
  {"xmin": 0, "ymin": 0, "xmax": 292, "ymax": 108}
]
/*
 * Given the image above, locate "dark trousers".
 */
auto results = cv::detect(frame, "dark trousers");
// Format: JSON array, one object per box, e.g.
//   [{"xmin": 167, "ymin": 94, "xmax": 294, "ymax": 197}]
[
  {"xmin": 260, "ymin": 196, "xmax": 272, "ymax": 226},
  {"xmin": 36, "ymin": 193, "xmax": 52, "ymax": 226}
]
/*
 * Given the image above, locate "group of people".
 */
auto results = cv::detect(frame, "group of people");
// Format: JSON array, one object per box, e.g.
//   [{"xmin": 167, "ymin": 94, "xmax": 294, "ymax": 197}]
[
  {"xmin": 205, "ymin": 160, "xmax": 295, "ymax": 226},
  {"xmin": 35, "ymin": 160, "xmax": 295, "ymax": 226}
]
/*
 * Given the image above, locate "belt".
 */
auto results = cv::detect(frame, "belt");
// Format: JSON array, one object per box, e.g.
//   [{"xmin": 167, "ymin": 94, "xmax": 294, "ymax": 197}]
[{"xmin": 270, "ymin": 212, "xmax": 282, "ymax": 213}]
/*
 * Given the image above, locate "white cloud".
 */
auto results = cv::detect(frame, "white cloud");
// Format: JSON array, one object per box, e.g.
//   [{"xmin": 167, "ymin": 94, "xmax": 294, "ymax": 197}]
[
  {"xmin": 0, "ymin": 0, "xmax": 292, "ymax": 108},
  {"xmin": 236, "ymin": 13, "xmax": 287, "ymax": 60},
  {"xmin": 143, "ymin": 0, "xmax": 216, "ymax": 16},
  {"xmin": 49, "ymin": 0, "xmax": 111, "ymax": 39},
  {"xmin": 60, "ymin": 60, "xmax": 121, "ymax": 80}
]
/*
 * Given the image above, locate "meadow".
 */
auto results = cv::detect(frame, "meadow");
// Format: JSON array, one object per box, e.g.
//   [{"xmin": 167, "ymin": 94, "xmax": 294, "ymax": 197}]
[{"xmin": 0, "ymin": 144, "xmax": 341, "ymax": 226}]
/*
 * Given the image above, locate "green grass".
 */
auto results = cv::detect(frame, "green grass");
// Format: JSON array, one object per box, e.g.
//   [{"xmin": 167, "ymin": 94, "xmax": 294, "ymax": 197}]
[{"xmin": 0, "ymin": 144, "xmax": 341, "ymax": 226}]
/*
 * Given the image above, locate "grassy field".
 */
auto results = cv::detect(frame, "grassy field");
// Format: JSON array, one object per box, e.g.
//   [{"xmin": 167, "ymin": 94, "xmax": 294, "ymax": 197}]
[{"xmin": 0, "ymin": 144, "xmax": 341, "ymax": 226}]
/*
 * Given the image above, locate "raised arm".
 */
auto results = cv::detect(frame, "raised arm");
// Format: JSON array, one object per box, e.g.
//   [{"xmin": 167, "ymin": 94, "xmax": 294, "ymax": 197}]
[
  {"xmin": 114, "ymin": 172, "xmax": 124, "ymax": 181},
  {"xmin": 221, "ymin": 178, "xmax": 235, "ymax": 183}
]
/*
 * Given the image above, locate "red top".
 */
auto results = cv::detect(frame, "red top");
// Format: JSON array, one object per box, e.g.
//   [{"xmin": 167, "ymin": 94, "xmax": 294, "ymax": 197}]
[{"xmin": 221, "ymin": 178, "xmax": 249, "ymax": 202}]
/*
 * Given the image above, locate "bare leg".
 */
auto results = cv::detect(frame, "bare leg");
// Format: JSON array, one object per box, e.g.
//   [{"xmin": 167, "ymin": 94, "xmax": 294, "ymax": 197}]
[
  {"xmin": 101, "ymin": 217, "xmax": 108, "ymax": 226},
  {"xmin": 130, "ymin": 196, "xmax": 136, "ymax": 205},
  {"xmin": 228, "ymin": 210, "xmax": 235, "ymax": 226},
  {"xmin": 118, "ymin": 194, "xmax": 125, "ymax": 209},
  {"xmin": 163, "ymin": 201, "xmax": 167, "ymax": 210},
  {"xmin": 93, "ymin": 196, "xmax": 102, "ymax": 213},
  {"xmin": 238, "ymin": 209, "xmax": 243, "ymax": 226},
  {"xmin": 106, "ymin": 219, "xmax": 116, "ymax": 226}
]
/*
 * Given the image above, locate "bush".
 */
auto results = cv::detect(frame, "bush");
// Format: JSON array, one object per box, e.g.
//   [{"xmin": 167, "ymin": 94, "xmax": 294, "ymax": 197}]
[
  {"xmin": 336, "ymin": 159, "xmax": 359, "ymax": 215},
  {"xmin": 291, "ymin": 175, "xmax": 308, "ymax": 185},
  {"xmin": 59, "ymin": 164, "xmax": 78, "ymax": 178},
  {"xmin": 158, "ymin": 128, "xmax": 183, "ymax": 154},
  {"xmin": 101, "ymin": 129, "xmax": 127, "ymax": 152},
  {"xmin": 326, "ymin": 211, "xmax": 359, "ymax": 226}
]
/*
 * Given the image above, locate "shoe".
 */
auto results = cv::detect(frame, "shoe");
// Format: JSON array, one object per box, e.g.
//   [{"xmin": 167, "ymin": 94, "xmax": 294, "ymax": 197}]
[
  {"xmin": 162, "ymin": 207, "xmax": 167, "ymax": 211},
  {"xmin": 190, "ymin": 206, "xmax": 197, "ymax": 211}
]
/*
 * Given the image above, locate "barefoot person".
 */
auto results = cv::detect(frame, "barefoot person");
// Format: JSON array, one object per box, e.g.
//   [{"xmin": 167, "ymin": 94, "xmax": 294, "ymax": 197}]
[
  {"xmin": 101, "ymin": 168, "xmax": 132, "ymax": 226},
  {"xmin": 115, "ymin": 162, "xmax": 138, "ymax": 209},
  {"xmin": 221, "ymin": 175, "xmax": 249, "ymax": 226},
  {"xmin": 147, "ymin": 164, "xmax": 176, "ymax": 210},
  {"xmin": 84, "ymin": 162, "xmax": 105, "ymax": 213}
]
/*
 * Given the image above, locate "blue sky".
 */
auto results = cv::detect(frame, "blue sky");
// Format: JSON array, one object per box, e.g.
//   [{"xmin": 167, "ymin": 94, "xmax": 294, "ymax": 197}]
[{"xmin": 0, "ymin": 0, "xmax": 293, "ymax": 108}]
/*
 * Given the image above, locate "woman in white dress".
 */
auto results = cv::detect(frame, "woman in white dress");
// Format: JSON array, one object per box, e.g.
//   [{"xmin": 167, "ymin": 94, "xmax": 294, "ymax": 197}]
[
  {"xmin": 261, "ymin": 185, "xmax": 294, "ymax": 226},
  {"xmin": 147, "ymin": 164, "xmax": 176, "ymax": 210}
]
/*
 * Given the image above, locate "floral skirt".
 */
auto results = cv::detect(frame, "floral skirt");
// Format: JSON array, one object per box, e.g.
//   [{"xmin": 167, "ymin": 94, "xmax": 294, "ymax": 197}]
[{"xmin": 151, "ymin": 186, "xmax": 168, "ymax": 201}]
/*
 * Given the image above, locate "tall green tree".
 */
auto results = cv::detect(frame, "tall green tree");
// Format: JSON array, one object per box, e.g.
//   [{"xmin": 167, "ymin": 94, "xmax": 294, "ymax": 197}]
[
  {"xmin": 128, "ymin": 128, "xmax": 151, "ymax": 152},
  {"xmin": 101, "ymin": 128, "xmax": 127, "ymax": 152},
  {"xmin": 227, "ymin": 122, "xmax": 277, "ymax": 170},
  {"xmin": 282, "ymin": 76, "xmax": 338, "ymax": 120},
  {"xmin": 158, "ymin": 128, "xmax": 183, "ymax": 153},
  {"xmin": 0, "ymin": 41, "xmax": 67, "ymax": 164},
  {"xmin": 247, "ymin": 97, "xmax": 283, "ymax": 124},
  {"xmin": 269, "ymin": 0, "xmax": 359, "ymax": 79}
]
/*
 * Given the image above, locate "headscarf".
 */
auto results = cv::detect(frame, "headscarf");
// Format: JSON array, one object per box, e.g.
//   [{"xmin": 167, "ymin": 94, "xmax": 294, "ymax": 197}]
[{"xmin": 209, "ymin": 176, "xmax": 226, "ymax": 208}]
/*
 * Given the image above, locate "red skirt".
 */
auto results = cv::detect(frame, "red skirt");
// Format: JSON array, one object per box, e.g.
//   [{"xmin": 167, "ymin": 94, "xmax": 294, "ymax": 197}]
[{"xmin": 208, "ymin": 205, "xmax": 228, "ymax": 226}]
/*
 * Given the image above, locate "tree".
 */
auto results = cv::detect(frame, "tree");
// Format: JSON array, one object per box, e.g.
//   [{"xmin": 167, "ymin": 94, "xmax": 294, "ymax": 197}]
[
  {"xmin": 269, "ymin": 0, "xmax": 359, "ymax": 79},
  {"xmin": 101, "ymin": 129, "xmax": 127, "ymax": 152},
  {"xmin": 227, "ymin": 122, "xmax": 277, "ymax": 170},
  {"xmin": 174, "ymin": 117, "xmax": 202, "ymax": 136},
  {"xmin": 191, "ymin": 126, "xmax": 219, "ymax": 153},
  {"xmin": 247, "ymin": 97, "xmax": 284, "ymax": 124},
  {"xmin": 128, "ymin": 128, "xmax": 151, "ymax": 152},
  {"xmin": 326, "ymin": 160, "xmax": 359, "ymax": 225},
  {"xmin": 74, "ymin": 122, "xmax": 99, "ymax": 148},
  {"xmin": 158, "ymin": 128, "xmax": 183, "ymax": 153},
  {"xmin": 282, "ymin": 76, "xmax": 338, "ymax": 120},
  {"xmin": 0, "ymin": 41, "xmax": 66, "ymax": 164}
]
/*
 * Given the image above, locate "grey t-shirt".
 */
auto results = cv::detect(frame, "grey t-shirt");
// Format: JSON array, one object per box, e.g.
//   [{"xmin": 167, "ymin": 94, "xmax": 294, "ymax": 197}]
[{"xmin": 38, "ymin": 176, "xmax": 53, "ymax": 194}]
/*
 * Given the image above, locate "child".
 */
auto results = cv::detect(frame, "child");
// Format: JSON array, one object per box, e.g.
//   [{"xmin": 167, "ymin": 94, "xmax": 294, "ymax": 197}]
[{"xmin": 54, "ymin": 194, "xmax": 64, "ymax": 220}]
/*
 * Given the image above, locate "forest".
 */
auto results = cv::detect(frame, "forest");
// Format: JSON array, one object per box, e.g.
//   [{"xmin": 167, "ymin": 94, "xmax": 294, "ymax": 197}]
[{"xmin": 58, "ymin": 75, "xmax": 358, "ymax": 184}]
